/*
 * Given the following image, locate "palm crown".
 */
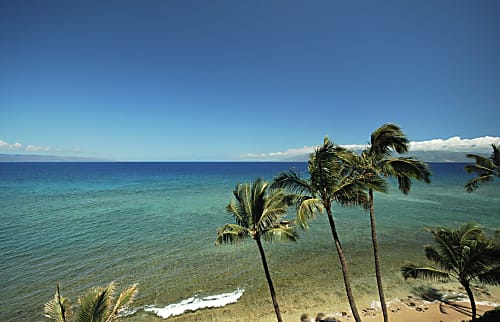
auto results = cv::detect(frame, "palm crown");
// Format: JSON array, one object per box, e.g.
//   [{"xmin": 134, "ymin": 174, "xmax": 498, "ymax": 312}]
[
  {"xmin": 216, "ymin": 178, "xmax": 297, "ymax": 322},
  {"xmin": 44, "ymin": 281, "xmax": 138, "ymax": 322},
  {"xmin": 465, "ymin": 144, "xmax": 500, "ymax": 192},
  {"xmin": 402, "ymin": 224, "xmax": 500, "ymax": 321},
  {"xmin": 272, "ymin": 137, "xmax": 382, "ymax": 322},
  {"xmin": 216, "ymin": 178, "xmax": 297, "ymax": 244}
]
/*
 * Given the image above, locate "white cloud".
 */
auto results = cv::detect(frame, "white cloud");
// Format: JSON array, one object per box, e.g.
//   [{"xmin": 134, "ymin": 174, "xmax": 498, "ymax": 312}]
[
  {"xmin": 241, "ymin": 146, "xmax": 316, "ymax": 160},
  {"xmin": 0, "ymin": 139, "xmax": 22, "ymax": 150},
  {"xmin": 0, "ymin": 139, "xmax": 80, "ymax": 154},
  {"xmin": 240, "ymin": 136, "xmax": 500, "ymax": 160},
  {"xmin": 409, "ymin": 136, "xmax": 500, "ymax": 152},
  {"xmin": 26, "ymin": 144, "xmax": 51, "ymax": 152}
]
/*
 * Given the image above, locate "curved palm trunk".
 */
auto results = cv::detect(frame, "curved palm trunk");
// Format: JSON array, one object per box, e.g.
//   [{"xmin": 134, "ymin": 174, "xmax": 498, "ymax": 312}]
[
  {"xmin": 462, "ymin": 280, "xmax": 477, "ymax": 322},
  {"xmin": 326, "ymin": 207, "xmax": 362, "ymax": 322},
  {"xmin": 369, "ymin": 190, "xmax": 389, "ymax": 322},
  {"xmin": 256, "ymin": 238, "xmax": 283, "ymax": 322}
]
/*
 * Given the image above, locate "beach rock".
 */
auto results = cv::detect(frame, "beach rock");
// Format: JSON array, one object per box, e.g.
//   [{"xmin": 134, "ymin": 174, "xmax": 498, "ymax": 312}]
[{"xmin": 315, "ymin": 312, "xmax": 340, "ymax": 322}]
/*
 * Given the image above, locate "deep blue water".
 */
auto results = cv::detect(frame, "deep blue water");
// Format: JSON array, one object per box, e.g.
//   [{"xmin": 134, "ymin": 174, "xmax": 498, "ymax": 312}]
[{"xmin": 0, "ymin": 162, "xmax": 498, "ymax": 321}]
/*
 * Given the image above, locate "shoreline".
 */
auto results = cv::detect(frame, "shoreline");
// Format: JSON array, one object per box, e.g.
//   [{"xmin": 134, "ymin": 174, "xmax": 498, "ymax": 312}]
[
  {"xmin": 295, "ymin": 301, "xmax": 500, "ymax": 322},
  {"xmin": 123, "ymin": 285, "xmax": 500, "ymax": 321}
]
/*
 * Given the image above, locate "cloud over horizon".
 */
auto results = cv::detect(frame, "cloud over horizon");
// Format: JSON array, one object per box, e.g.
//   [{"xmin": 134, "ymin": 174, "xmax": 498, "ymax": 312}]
[
  {"xmin": 0, "ymin": 139, "xmax": 80, "ymax": 155},
  {"xmin": 239, "ymin": 136, "xmax": 500, "ymax": 160}
]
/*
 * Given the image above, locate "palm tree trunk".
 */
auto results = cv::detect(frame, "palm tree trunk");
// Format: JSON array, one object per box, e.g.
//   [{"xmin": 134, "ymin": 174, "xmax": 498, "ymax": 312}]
[
  {"xmin": 326, "ymin": 208, "xmax": 362, "ymax": 322},
  {"xmin": 462, "ymin": 280, "xmax": 477, "ymax": 322},
  {"xmin": 256, "ymin": 238, "xmax": 283, "ymax": 322},
  {"xmin": 369, "ymin": 189, "xmax": 389, "ymax": 322}
]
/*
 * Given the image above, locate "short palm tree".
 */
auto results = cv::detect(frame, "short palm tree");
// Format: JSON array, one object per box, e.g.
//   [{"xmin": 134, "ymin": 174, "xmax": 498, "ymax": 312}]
[
  {"xmin": 360, "ymin": 124, "xmax": 431, "ymax": 322},
  {"xmin": 44, "ymin": 281, "xmax": 138, "ymax": 322},
  {"xmin": 465, "ymin": 144, "xmax": 500, "ymax": 192},
  {"xmin": 401, "ymin": 224, "xmax": 500, "ymax": 322},
  {"xmin": 272, "ymin": 137, "xmax": 383, "ymax": 322},
  {"xmin": 216, "ymin": 178, "xmax": 298, "ymax": 322}
]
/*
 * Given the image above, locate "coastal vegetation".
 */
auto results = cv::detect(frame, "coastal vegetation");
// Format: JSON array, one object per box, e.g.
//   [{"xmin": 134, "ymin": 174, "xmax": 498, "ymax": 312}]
[
  {"xmin": 216, "ymin": 178, "xmax": 298, "ymax": 322},
  {"xmin": 358, "ymin": 124, "xmax": 431, "ymax": 322},
  {"xmin": 272, "ymin": 137, "xmax": 383, "ymax": 322},
  {"xmin": 37, "ymin": 125, "xmax": 497, "ymax": 322},
  {"xmin": 401, "ymin": 224, "xmax": 500, "ymax": 322},
  {"xmin": 465, "ymin": 144, "xmax": 500, "ymax": 192},
  {"xmin": 44, "ymin": 282, "xmax": 137, "ymax": 322}
]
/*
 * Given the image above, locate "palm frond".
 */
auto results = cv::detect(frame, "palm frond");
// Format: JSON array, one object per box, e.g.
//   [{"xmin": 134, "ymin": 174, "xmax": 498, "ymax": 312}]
[
  {"xmin": 458, "ymin": 223, "xmax": 482, "ymax": 243},
  {"xmin": 369, "ymin": 124, "xmax": 409, "ymax": 157},
  {"xmin": 491, "ymin": 144, "xmax": 500, "ymax": 167},
  {"xmin": 261, "ymin": 224, "xmax": 299, "ymax": 243},
  {"xmin": 477, "ymin": 266, "xmax": 500, "ymax": 286},
  {"xmin": 297, "ymin": 198, "xmax": 323, "ymax": 229},
  {"xmin": 426, "ymin": 227, "xmax": 461, "ymax": 271},
  {"xmin": 106, "ymin": 283, "xmax": 138, "ymax": 322},
  {"xmin": 77, "ymin": 283, "xmax": 113, "ymax": 322},
  {"xmin": 271, "ymin": 171, "xmax": 312, "ymax": 196},
  {"xmin": 251, "ymin": 178, "xmax": 268, "ymax": 225},
  {"xmin": 423, "ymin": 245, "xmax": 458, "ymax": 275},
  {"xmin": 465, "ymin": 155, "xmax": 495, "ymax": 174},
  {"xmin": 386, "ymin": 157, "xmax": 431, "ymax": 194},
  {"xmin": 44, "ymin": 284, "xmax": 72, "ymax": 322},
  {"xmin": 215, "ymin": 224, "xmax": 249, "ymax": 245},
  {"xmin": 465, "ymin": 145, "xmax": 500, "ymax": 192},
  {"xmin": 465, "ymin": 174, "xmax": 494, "ymax": 192},
  {"xmin": 401, "ymin": 263, "xmax": 451, "ymax": 282}
]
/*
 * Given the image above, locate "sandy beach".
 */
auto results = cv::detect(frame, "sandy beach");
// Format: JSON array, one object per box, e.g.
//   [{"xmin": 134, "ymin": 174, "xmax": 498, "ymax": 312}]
[
  {"xmin": 294, "ymin": 287, "xmax": 500, "ymax": 322},
  {"xmin": 288, "ymin": 282, "xmax": 500, "ymax": 322},
  {"xmin": 294, "ymin": 302, "xmax": 499, "ymax": 322}
]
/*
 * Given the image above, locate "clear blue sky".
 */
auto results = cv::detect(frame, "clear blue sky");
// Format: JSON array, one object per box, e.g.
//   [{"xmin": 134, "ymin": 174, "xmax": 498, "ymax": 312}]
[{"xmin": 1, "ymin": 0, "xmax": 499, "ymax": 161}]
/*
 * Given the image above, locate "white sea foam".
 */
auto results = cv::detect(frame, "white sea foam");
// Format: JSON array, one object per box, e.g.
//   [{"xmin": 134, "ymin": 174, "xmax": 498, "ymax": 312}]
[{"xmin": 144, "ymin": 289, "xmax": 244, "ymax": 318}]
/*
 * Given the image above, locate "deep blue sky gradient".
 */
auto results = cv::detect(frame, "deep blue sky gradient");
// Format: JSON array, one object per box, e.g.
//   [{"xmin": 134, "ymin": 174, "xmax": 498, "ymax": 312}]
[{"xmin": 1, "ymin": 0, "xmax": 499, "ymax": 160}]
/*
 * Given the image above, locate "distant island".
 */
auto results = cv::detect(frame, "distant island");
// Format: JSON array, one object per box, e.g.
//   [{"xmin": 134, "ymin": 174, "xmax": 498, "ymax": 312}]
[
  {"xmin": 283, "ymin": 150, "xmax": 479, "ymax": 163},
  {"xmin": 1, "ymin": 151, "xmax": 482, "ymax": 163}
]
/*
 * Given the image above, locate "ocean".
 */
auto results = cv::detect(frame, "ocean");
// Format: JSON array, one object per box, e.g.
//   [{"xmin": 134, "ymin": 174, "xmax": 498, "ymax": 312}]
[{"xmin": 1, "ymin": 162, "xmax": 499, "ymax": 321}]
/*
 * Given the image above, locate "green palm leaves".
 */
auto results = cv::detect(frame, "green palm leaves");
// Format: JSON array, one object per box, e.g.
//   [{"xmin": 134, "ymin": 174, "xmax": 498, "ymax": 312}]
[
  {"xmin": 401, "ymin": 224, "xmax": 500, "ymax": 321},
  {"xmin": 362, "ymin": 124, "xmax": 431, "ymax": 194},
  {"xmin": 216, "ymin": 178, "xmax": 297, "ymax": 322},
  {"xmin": 361, "ymin": 124, "xmax": 431, "ymax": 322},
  {"xmin": 217, "ymin": 178, "xmax": 298, "ymax": 244},
  {"xmin": 272, "ymin": 137, "xmax": 368, "ymax": 322},
  {"xmin": 44, "ymin": 282, "xmax": 138, "ymax": 322},
  {"xmin": 465, "ymin": 144, "xmax": 500, "ymax": 192}
]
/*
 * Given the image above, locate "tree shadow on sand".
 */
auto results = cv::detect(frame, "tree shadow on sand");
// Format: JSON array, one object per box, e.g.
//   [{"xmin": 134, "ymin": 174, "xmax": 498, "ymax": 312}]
[{"xmin": 412, "ymin": 285, "xmax": 477, "ymax": 318}]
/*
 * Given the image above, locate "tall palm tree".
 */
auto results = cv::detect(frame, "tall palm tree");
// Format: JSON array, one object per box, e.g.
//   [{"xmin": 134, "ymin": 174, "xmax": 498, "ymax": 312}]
[
  {"xmin": 465, "ymin": 144, "xmax": 500, "ymax": 192},
  {"xmin": 44, "ymin": 281, "xmax": 138, "ymax": 322},
  {"xmin": 360, "ymin": 124, "xmax": 431, "ymax": 322},
  {"xmin": 216, "ymin": 178, "xmax": 298, "ymax": 322},
  {"xmin": 401, "ymin": 224, "xmax": 500, "ymax": 322},
  {"xmin": 272, "ymin": 137, "xmax": 383, "ymax": 322}
]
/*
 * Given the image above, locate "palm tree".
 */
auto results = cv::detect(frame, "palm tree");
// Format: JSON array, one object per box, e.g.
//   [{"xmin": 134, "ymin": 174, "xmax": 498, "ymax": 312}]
[
  {"xmin": 401, "ymin": 224, "xmax": 500, "ymax": 322},
  {"xmin": 465, "ymin": 144, "xmax": 500, "ymax": 192},
  {"xmin": 359, "ymin": 124, "xmax": 431, "ymax": 322},
  {"xmin": 272, "ymin": 137, "xmax": 383, "ymax": 322},
  {"xmin": 44, "ymin": 281, "xmax": 138, "ymax": 322},
  {"xmin": 216, "ymin": 178, "xmax": 298, "ymax": 322}
]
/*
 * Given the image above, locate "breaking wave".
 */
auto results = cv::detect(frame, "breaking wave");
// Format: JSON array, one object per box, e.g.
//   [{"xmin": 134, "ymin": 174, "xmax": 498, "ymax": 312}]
[{"xmin": 143, "ymin": 289, "xmax": 244, "ymax": 318}]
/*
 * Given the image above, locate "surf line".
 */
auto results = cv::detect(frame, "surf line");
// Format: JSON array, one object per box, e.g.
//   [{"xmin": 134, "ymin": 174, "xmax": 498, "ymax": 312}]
[{"xmin": 143, "ymin": 289, "xmax": 245, "ymax": 318}]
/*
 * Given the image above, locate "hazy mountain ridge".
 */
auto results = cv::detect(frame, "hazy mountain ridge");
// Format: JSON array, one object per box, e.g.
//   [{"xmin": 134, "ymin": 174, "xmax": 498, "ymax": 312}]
[
  {"xmin": 0, "ymin": 151, "xmax": 487, "ymax": 163},
  {"xmin": 0, "ymin": 154, "xmax": 110, "ymax": 162},
  {"xmin": 283, "ymin": 150, "xmax": 484, "ymax": 162}
]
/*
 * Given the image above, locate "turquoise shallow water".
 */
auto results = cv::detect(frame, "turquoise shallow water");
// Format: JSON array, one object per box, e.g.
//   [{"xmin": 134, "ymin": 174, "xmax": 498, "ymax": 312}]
[{"xmin": 1, "ymin": 162, "xmax": 499, "ymax": 321}]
